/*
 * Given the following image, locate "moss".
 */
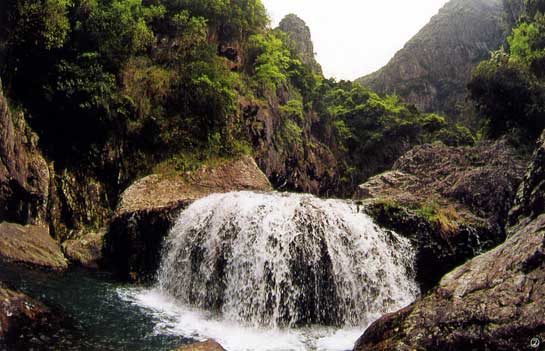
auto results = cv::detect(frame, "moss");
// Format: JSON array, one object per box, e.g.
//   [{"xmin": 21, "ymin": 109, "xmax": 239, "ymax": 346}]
[{"xmin": 414, "ymin": 202, "xmax": 461, "ymax": 238}]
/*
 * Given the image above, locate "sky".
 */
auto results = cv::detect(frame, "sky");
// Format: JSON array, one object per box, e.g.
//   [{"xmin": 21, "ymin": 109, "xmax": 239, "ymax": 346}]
[{"xmin": 262, "ymin": 0, "xmax": 450, "ymax": 80}]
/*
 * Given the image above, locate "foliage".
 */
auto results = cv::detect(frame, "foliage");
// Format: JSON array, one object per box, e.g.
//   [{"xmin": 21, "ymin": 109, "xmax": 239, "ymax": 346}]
[
  {"xmin": 248, "ymin": 32, "xmax": 297, "ymax": 92},
  {"xmin": 311, "ymin": 79, "xmax": 473, "ymax": 187},
  {"xmin": 0, "ymin": 0, "xmax": 260, "ymax": 171},
  {"xmin": 469, "ymin": 11, "xmax": 545, "ymax": 145}
]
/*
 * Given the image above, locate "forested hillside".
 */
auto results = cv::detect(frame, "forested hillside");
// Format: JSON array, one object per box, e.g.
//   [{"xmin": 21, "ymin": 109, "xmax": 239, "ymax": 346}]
[{"xmin": 0, "ymin": 0, "xmax": 469, "ymax": 238}]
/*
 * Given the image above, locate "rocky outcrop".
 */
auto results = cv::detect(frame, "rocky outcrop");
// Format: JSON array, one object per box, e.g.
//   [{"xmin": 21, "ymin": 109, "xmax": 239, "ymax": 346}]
[
  {"xmin": 356, "ymin": 141, "xmax": 525, "ymax": 291},
  {"xmin": 357, "ymin": 0, "xmax": 505, "ymax": 117},
  {"xmin": 278, "ymin": 14, "xmax": 322, "ymax": 74},
  {"xmin": 354, "ymin": 131, "xmax": 545, "ymax": 351},
  {"xmin": 105, "ymin": 156, "xmax": 273, "ymax": 281},
  {"xmin": 173, "ymin": 340, "xmax": 226, "ymax": 351},
  {"xmin": 0, "ymin": 79, "xmax": 112, "ymax": 249},
  {"xmin": 0, "ymin": 222, "xmax": 67, "ymax": 271},
  {"xmin": 0, "ymin": 283, "xmax": 64, "ymax": 348},
  {"xmin": 61, "ymin": 228, "xmax": 105, "ymax": 268},
  {"xmin": 243, "ymin": 95, "xmax": 341, "ymax": 197},
  {"xmin": 0, "ymin": 79, "xmax": 50, "ymax": 226},
  {"xmin": 508, "ymin": 132, "xmax": 545, "ymax": 232}
]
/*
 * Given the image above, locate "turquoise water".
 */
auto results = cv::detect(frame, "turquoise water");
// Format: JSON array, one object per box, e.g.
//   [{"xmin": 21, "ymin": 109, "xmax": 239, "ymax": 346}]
[{"xmin": 0, "ymin": 261, "xmax": 194, "ymax": 351}]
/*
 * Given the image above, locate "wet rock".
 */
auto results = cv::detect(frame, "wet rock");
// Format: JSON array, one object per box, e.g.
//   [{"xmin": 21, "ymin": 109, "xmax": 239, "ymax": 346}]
[
  {"xmin": 61, "ymin": 229, "xmax": 105, "ymax": 269},
  {"xmin": 173, "ymin": 340, "xmax": 226, "ymax": 351},
  {"xmin": 0, "ymin": 282, "xmax": 67, "ymax": 350},
  {"xmin": 105, "ymin": 156, "xmax": 273, "ymax": 281},
  {"xmin": 0, "ymin": 222, "xmax": 67, "ymax": 271},
  {"xmin": 353, "ymin": 130, "xmax": 545, "ymax": 351}
]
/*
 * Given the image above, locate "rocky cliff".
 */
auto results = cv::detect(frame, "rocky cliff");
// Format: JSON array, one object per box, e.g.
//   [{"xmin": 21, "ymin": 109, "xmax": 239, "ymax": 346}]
[
  {"xmin": 354, "ymin": 130, "xmax": 545, "ymax": 351},
  {"xmin": 277, "ymin": 14, "xmax": 322, "ymax": 74},
  {"xmin": 357, "ymin": 0, "xmax": 506, "ymax": 117},
  {"xmin": 0, "ymin": 79, "xmax": 50, "ymax": 226}
]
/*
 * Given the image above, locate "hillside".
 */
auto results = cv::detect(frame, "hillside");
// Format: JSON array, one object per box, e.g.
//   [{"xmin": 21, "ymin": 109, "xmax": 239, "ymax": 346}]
[{"xmin": 357, "ymin": 0, "xmax": 506, "ymax": 117}]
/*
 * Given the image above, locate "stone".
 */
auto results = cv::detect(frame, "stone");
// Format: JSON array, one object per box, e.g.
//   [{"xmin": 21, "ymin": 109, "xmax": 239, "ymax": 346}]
[
  {"xmin": 105, "ymin": 156, "xmax": 273, "ymax": 281},
  {"xmin": 353, "ymin": 130, "xmax": 545, "ymax": 351},
  {"xmin": 278, "ymin": 14, "xmax": 323, "ymax": 74},
  {"xmin": 173, "ymin": 340, "xmax": 226, "ymax": 351},
  {"xmin": 61, "ymin": 229, "xmax": 106, "ymax": 269},
  {"xmin": 0, "ymin": 282, "xmax": 67, "ymax": 349},
  {"xmin": 0, "ymin": 222, "xmax": 67, "ymax": 271},
  {"xmin": 355, "ymin": 141, "xmax": 525, "ymax": 291},
  {"xmin": 0, "ymin": 78, "xmax": 50, "ymax": 226}
]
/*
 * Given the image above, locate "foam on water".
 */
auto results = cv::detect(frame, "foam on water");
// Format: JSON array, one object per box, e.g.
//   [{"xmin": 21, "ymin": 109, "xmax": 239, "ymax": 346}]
[{"xmin": 118, "ymin": 287, "xmax": 364, "ymax": 351}]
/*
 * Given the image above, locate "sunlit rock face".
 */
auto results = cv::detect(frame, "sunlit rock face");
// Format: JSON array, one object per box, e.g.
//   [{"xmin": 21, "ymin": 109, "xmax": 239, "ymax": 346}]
[
  {"xmin": 278, "ymin": 14, "xmax": 323, "ymax": 74},
  {"xmin": 358, "ymin": 0, "xmax": 505, "ymax": 117}
]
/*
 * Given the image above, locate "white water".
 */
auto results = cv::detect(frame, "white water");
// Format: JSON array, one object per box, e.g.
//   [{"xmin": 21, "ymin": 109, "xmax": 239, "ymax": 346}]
[{"xmin": 119, "ymin": 191, "xmax": 419, "ymax": 351}]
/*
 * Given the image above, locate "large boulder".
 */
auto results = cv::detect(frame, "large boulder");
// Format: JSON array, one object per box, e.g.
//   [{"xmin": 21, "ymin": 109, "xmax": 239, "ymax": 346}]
[
  {"xmin": 355, "ymin": 141, "xmax": 525, "ymax": 291},
  {"xmin": 353, "ymin": 131, "xmax": 545, "ymax": 351},
  {"xmin": 0, "ymin": 283, "xmax": 60, "ymax": 348},
  {"xmin": 105, "ymin": 155, "xmax": 273, "ymax": 281},
  {"xmin": 0, "ymin": 79, "xmax": 50, "ymax": 225},
  {"xmin": 0, "ymin": 222, "xmax": 67, "ymax": 271}
]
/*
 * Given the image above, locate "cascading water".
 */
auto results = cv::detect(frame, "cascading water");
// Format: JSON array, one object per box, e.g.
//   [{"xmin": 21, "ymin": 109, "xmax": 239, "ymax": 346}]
[{"xmin": 156, "ymin": 191, "xmax": 419, "ymax": 331}]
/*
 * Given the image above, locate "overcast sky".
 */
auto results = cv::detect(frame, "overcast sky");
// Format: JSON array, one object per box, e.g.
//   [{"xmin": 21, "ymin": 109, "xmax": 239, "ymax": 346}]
[{"xmin": 262, "ymin": 0, "xmax": 450, "ymax": 80}]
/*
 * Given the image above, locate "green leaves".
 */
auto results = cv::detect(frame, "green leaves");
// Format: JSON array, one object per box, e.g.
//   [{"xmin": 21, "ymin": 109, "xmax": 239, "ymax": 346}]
[{"xmin": 469, "ymin": 10, "xmax": 545, "ymax": 144}]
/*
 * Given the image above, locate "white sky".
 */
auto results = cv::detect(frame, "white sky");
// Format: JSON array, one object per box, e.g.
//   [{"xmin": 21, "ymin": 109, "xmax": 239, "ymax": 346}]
[{"xmin": 262, "ymin": 0, "xmax": 450, "ymax": 80}]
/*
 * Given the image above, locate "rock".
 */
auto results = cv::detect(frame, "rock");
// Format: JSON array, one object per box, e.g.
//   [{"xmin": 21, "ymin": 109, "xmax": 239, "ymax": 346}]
[
  {"xmin": 173, "ymin": 340, "xmax": 226, "ymax": 351},
  {"xmin": 61, "ymin": 229, "xmax": 105, "ymax": 268},
  {"xmin": 278, "ymin": 14, "xmax": 323, "ymax": 74},
  {"xmin": 242, "ymin": 96, "xmax": 342, "ymax": 197},
  {"xmin": 0, "ymin": 222, "xmax": 67, "ymax": 270},
  {"xmin": 48, "ymin": 169, "xmax": 112, "ymax": 242},
  {"xmin": 0, "ymin": 283, "xmax": 55, "ymax": 346},
  {"xmin": 0, "ymin": 78, "xmax": 50, "ymax": 226},
  {"xmin": 105, "ymin": 156, "xmax": 273, "ymax": 281},
  {"xmin": 353, "ymin": 130, "xmax": 545, "ymax": 351},
  {"xmin": 357, "ymin": 0, "xmax": 506, "ymax": 117},
  {"xmin": 355, "ymin": 141, "xmax": 525, "ymax": 291},
  {"xmin": 508, "ymin": 132, "xmax": 545, "ymax": 232}
]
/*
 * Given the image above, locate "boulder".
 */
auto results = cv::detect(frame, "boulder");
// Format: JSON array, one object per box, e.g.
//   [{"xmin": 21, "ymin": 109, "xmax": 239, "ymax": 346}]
[
  {"xmin": 0, "ymin": 283, "xmax": 52, "ymax": 345},
  {"xmin": 355, "ymin": 141, "xmax": 525, "ymax": 290},
  {"xmin": 0, "ymin": 222, "xmax": 67, "ymax": 271},
  {"xmin": 353, "ymin": 131, "xmax": 545, "ymax": 351},
  {"xmin": 0, "ymin": 282, "xmax": 67, "ymax": 349},
  {"xmin": 105, "ymin": 155, "xmax": 273, "ymax": 281},
  {"xmin": 173, "ymin": 340, "xmax": 226, "ymax": 351},
  {"xmin": 61, "ymin": 229, "xmax": 106, "ymax": 269}
]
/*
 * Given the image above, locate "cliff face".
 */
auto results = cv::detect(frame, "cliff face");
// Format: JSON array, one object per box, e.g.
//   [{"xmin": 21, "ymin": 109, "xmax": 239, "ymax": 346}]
[
  {"xmin": 277, "ymin": 14, "xmax": 322, "ymax": 74},
  {"xmin": 357, "ymin": 0, "xmax": 506, "ymax": 117},
  {"xmin": 0, "ymin": 79, "xmax": 50, "ymax": 225}
]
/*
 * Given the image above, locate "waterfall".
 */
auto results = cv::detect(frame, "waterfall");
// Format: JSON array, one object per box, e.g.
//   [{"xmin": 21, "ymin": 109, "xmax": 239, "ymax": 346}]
[{"xmin": 157, "ymin": 191, "xmax": 418, "ymax": 329}]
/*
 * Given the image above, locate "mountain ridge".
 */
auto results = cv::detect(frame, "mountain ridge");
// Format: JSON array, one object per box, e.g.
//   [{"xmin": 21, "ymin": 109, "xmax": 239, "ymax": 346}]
[{"xmin": 357, "ymin": 0, "xmax": 506, "ymax": 117}]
